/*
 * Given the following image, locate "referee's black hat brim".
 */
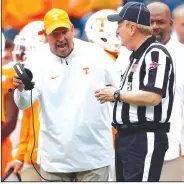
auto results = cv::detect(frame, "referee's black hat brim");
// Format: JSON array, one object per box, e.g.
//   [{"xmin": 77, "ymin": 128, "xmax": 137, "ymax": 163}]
[{"xmin": 107, "ymin": 14, "xmax": 122, "ymax": 22}]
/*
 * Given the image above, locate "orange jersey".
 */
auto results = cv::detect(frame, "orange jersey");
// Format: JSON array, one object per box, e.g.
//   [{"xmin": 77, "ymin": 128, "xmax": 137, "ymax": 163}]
[
  {"xmin": 105, "ymin": 50, "xmax": 118, "ymax": 62},
  {"xmin": 1, "ymin": 63, "xmax": 16, "ymax": 177},
  {"xmin": 14, "ymin": 100, "xmax": 40, "ymax": 164},
  {"xmin": 1, "ymin": 133, "xmax": 12, "ymax": 178},
  {"xmin": 2, "ymin": 63, "xmax": 16, "ymax": 96},
  {"xmin": 2, "ymin": 94, "xmax": 13, "ymax": 178}
]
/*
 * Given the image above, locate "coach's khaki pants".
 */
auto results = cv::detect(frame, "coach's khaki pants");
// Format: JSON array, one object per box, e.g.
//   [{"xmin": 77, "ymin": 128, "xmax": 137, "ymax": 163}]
[
  {"xmin": 181, "ymin": 157, "xmax": 184, "ymax": 181},
  {"xmin": 160, "ymin": 157, "xmax": 183, "ymax": 181},
  {"xmin": 21, "ymin": 163, "xmax": 41, "ymax": 181},
  {"xmin": 40, "ymin": 165, "xmax": 110, "ymax": 181}
]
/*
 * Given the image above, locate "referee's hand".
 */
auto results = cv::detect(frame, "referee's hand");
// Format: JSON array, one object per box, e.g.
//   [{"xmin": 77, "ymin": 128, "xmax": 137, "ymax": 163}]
[
  {"xmin": 13, "ymin": 74, "xmax": 25, "ymax": 92},
  {"xmin": 95, "ymin": 87, "xmax": 116, "ymax": 104}
]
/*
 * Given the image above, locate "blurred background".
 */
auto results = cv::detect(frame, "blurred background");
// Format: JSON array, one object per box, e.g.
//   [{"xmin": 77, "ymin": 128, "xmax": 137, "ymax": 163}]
[{"xmin": 2, "ymin": 0, "xmax": 184, "ymax": 41}]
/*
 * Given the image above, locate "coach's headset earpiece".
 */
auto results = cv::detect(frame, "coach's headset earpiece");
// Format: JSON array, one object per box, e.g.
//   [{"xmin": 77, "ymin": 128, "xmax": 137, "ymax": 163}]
[{"xmin": 13, "ymin": 63, "xmax": 35, "ymax": 90}]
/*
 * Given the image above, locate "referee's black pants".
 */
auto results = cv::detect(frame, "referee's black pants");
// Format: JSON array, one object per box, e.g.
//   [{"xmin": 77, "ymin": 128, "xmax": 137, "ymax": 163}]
[{"xmin": 115, "ymin": 131, "xmax": 168, "ymax": 182}]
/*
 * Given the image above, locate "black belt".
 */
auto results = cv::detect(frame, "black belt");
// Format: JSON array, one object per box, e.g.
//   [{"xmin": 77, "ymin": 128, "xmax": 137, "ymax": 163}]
[{"xmin": 112, "ymin": 121, "xmax": 170, "ymax": 133}]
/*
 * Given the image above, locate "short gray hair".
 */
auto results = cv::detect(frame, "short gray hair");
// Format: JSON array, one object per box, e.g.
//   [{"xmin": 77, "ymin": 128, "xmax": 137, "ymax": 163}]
[{"xmin": 124, "ymin": 20, "xmax": 153, "ymax": 35}]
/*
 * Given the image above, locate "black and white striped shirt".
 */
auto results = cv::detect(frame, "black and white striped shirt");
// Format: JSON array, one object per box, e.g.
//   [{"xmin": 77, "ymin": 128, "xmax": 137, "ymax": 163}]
[{"xmin": 114, "ymin": 36, "xmax": 175, "ymax": 126}]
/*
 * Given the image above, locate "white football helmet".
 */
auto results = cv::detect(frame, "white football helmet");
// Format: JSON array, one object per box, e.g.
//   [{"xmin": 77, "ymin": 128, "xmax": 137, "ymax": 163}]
[
  {"xmin": 117, "ymin": 6, "xmax": 123, "ymax": 13},
  {"xmin": 12, "ymin": 21, "xmax": 44, "ymax": 63},
  {"xmin": 85, "ymin": 9, "xmax": 121, "ymax": 53},
  {"xmin": 2, "ymin": 33, "xmax": 5, "ymax": 57}
]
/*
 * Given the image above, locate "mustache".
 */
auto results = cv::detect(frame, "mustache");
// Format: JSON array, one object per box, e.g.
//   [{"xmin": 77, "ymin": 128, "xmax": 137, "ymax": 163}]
[{"xmin": 55, "ymin": 40, "xmax": 68, "ymax": 45}]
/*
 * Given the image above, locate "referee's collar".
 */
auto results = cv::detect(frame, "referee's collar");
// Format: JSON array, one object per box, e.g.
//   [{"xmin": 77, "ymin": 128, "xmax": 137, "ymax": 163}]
[{"xmin": 130, "ymin": 36, "xmax": 156, "ymax": 60}]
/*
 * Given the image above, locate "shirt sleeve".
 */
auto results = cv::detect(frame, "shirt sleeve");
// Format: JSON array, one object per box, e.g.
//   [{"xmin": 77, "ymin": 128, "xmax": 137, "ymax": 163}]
[
  {"xmin": 141, "ymin": 49, "xmax": 174, "ymax": 97},
  {"xmin": 14, "ymin": 55, "xmax": 42, "ymax": 110}
]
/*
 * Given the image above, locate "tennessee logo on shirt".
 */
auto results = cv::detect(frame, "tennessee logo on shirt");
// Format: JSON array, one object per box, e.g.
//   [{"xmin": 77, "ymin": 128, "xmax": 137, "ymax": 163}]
[
  {"xmin": 83, "ymin": 67, "xmax": 89, "ymax": 74},
  {"xmin": 149, "ymin": 61, "xmax": 161, "ymax": 70}
]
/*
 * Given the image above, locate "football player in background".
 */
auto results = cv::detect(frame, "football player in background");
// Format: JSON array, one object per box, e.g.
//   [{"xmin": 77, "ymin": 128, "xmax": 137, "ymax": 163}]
[
  {"xmin": 2, "ymin": 38, "xmax": 14, "ymax": 66},
  {"xmin": 3, "ymin": 21, "xmax": 44, "ymax": 181},
  {"xmin": 1, "ymin": 32, "xmax": 19, "ymax": 178},
  {"xmin": 85, "ymin": 9, "xmax": 121, "ymax": 181}
]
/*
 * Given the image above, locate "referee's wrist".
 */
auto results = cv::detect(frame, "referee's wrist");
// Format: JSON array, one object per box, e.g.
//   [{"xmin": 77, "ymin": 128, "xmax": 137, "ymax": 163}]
[{"xmin": 114, "ymin": 89, "xmax": 121, "ymax": 102}]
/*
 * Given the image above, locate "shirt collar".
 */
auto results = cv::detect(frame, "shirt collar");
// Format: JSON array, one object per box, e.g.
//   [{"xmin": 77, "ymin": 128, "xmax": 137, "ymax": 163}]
[
  {"xmin": 130, "ymin": 36, "xmax": 156, "ymax": 61},
  {"xmin": 165, "ymin": 35, "xmax": 175, "ymax": 47}
]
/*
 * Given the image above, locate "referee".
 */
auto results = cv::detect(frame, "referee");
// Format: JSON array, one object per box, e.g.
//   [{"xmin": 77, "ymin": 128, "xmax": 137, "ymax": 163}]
[{"xmin": 95, "ymin": 2, "xmax": 175, "ymax": 182}]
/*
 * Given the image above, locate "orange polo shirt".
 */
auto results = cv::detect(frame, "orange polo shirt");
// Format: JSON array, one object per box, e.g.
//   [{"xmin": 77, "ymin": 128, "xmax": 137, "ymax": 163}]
[
  {"xmin": 2, "ymin": 94, "xmax": 13, "ymax": 178},
  {"xmin": 14, "ymin": 100, "xmax": 40, "ymax": 164},
  {"xmin": 2, "ymin": 62, "xmax": 40, "ymax": 168},
  {"xmin": 1, "ymin": 64, "xmax": 15, "ymax": 178}
]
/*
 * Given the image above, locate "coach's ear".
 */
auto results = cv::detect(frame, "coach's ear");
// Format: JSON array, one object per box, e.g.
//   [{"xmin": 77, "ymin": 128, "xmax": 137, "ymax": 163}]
[
  {"xmin": 43, "ymin": 35, "xmax": 48, "ymax": 43},
  {"xmin": 38, "ymin": 29, "xmax": 48, "ymax": 43}
]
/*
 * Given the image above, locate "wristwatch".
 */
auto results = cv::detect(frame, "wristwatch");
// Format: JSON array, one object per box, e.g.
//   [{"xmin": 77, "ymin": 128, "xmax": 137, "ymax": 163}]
[{"xmin": 114, "ymin": 89, "xmax": 121, "ymax": 102}]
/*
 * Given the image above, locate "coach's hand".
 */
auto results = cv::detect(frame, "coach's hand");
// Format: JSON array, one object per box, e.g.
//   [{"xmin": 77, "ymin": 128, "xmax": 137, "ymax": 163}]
[
  {"xmin": 95, "ymin": 87, "xmax": 116, "ymax": 104},
  {"xmin": 13, "ymin": 74, "xmax": 25, "ymax": 92}
]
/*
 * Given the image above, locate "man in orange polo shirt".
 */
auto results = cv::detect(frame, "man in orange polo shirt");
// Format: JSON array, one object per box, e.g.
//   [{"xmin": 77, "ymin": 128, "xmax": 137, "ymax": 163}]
[
  {"xmin": 2, "ymin": 62, "xmax": 19, "ymax": 178},
  {"xmin": 4, "ymin": 21, "xmax": 44, "ymax": 181},
  {"xmin": 6, "ymin": 100, "xmax": 40, "ymax": 181},
  {"xmin": 2, "ymin": 33, "xmax": 19, "ymax": 178}
]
